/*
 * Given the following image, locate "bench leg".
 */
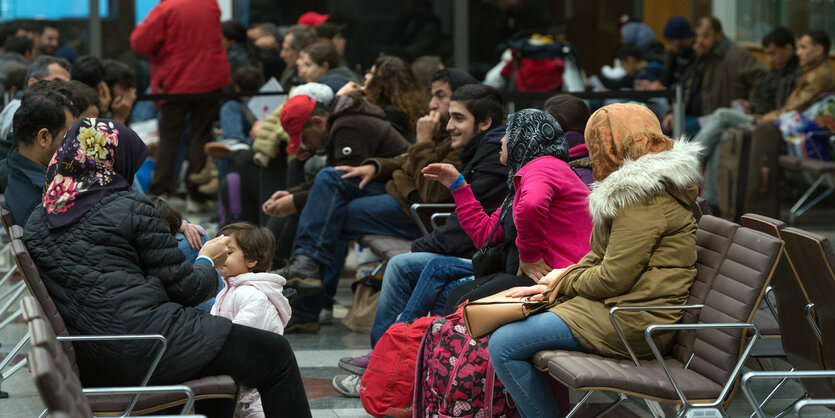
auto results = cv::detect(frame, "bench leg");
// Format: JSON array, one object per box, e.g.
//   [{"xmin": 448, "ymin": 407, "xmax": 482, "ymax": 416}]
[
  {"xmin": 789, "ymin": 175, "xmax": 831, "ymax": 225},
  {"xmin": 565, "ymin": 390, "xmax": 595, "ymax": 418}
]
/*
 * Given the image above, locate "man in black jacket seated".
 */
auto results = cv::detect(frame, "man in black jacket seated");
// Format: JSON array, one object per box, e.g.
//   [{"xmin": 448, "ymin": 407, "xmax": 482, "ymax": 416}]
[
  {"xmin": 331, "ymin": 84, "xmax": 509, "ymax": 397},
  {"xmin": 4, "ymin": 81, "xmax": 75, "ymax": 226}
]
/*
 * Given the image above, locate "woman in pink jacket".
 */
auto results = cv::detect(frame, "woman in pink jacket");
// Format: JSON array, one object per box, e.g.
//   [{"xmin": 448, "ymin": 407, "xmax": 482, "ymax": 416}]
[
  {"xmin": 210, "ymin": 222, "xmax": 292, "ymax": 418},
  {"xmin": 424, "ymin": 108, "xmax": 593, "ymax": 311}
]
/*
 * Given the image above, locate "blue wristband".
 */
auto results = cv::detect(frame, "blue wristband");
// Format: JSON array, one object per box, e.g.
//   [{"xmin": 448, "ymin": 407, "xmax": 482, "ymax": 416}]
[{"xmin": 449, "ymin": 174, "xmax": 465, "ymax": 191}]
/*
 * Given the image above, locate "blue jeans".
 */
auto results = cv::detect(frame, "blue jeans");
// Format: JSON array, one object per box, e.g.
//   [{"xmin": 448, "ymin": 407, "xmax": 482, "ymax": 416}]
[
  {"xmin": 489, "ymin": 312, "xmax": 585, "ymax": 418},
  {"xmin": 219, "ymin": 100, "xmax": 253, "ymax": 144},
  {"xmin": 370, "ymin": 252, "xmax": 473, "ymax": 347},
  {"xmin": 692, "ymin": 108, "xmax": 753, "ymax": 206},
  {"xmin": 293, "ymin": 167, "xmax": 422, "ymax": 265},
  {"xmin": 400, "ymin": 256, "xmax": 472, "ymax": 322},
  {"xmin": 291, "ymin": 240, "xmax": 347, "ymax": 321}
]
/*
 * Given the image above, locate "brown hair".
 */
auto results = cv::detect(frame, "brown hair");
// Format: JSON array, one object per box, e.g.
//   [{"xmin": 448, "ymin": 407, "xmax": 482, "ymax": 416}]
[
  {"xmin": 151, "ymin": 197, "xmax": 182, "ymax": 236},
  {"xmin": 302, "ymin": 41, "xmax": 341, "ymax": 70},
  {"xmin": 543, "ymin": 94, "xmax": 590, "ymax": 134},
  {"xmin": 364, "ymin": 55, "xmax": 429, "ymax": 132},
  {"xmin": 218, "ymin": 222, "xmax": 276, "ymax": 272},
  {"xmin": 232, "ymin": 66, "xmax": 262, "ymax": 92}
]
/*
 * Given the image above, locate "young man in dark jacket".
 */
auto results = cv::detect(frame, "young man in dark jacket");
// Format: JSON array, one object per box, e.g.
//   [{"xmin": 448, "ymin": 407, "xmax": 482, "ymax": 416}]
[{"xmin": 332, "ymin": 84, "xmax": 509, "ymax": 397}]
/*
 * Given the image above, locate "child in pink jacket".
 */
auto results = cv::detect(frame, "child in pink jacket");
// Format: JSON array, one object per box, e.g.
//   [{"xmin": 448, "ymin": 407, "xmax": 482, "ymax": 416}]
[{"xmin": 210, "ymin": 222, "xmax": 292, "ymax": 418}]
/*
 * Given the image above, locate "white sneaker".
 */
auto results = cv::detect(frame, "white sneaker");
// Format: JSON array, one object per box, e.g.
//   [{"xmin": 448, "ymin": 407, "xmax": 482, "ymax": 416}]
[
  {"xmin": 332, "ymin": 374, "xmax": 361, "ymax": 398},
  {"xmin": 221, "ymin": 139, "xmax": 251, "ymax": 153}
]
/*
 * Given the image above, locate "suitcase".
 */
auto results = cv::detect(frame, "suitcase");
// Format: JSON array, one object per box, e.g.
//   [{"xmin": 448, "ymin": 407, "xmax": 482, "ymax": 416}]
[{"xmin": 716, "ymin": 123, "xmax": 781, "ymax": 221}]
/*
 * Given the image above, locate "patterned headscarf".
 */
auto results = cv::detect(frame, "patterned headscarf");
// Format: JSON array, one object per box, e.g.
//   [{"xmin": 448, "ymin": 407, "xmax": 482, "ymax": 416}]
[
  {"xmin": 584, "ymin": 103, "xmax": 673, "ymax": 182},
  {"xmin": 504, "ymin": 109, "xmax": 569, "ymax": 192},
  {"xmin": 43, "ymin": 118, "xmax": 148, "ymax": 236}
]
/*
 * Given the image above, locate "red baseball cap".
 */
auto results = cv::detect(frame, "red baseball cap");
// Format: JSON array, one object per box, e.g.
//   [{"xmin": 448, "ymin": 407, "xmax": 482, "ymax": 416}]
[
  {"xmin": 280, "ymin": 95, "xmax": 316, "ymax": 154},
  {"xmin": 297, "ymin": 12, "xmax": 330, "ymax": 27}
]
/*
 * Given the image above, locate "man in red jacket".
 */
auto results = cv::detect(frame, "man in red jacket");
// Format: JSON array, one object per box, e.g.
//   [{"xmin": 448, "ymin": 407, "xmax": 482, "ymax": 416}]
[{"xmin": 130, "ymin": 0, "xmax": 231, "ymax": 208}]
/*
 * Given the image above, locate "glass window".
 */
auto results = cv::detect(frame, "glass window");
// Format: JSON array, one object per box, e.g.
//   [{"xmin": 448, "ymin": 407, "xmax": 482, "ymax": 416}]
[{"xmin": 716, "ymin": 0, "xmax": 834, "ymax": 50}]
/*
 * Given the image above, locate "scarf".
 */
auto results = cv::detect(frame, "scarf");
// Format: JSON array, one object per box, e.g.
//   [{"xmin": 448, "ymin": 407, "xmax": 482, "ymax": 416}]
[
  {"xmin": 43, "ymin": 118, "xmax": 148, "ymax": 237},
  {"xmin": 584, "ymin": 103, "xmax": 673, "ymax": 182},
  {"xmin": 495, "ymin": 109, "xmax": 568, "ymax": 219}
]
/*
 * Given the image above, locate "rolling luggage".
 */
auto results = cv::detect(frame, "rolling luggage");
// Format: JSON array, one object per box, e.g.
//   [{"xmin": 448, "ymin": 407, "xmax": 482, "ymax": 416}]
[{"xmin": 716, "ymin": 123, "xmax": 781, "ymax": 221}]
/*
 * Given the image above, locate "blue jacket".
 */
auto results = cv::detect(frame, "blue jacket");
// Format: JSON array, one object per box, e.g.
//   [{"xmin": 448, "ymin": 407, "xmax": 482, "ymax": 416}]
[{"xmin": 4, "ymin": 149, "xmax": 46, "ymax": 226}]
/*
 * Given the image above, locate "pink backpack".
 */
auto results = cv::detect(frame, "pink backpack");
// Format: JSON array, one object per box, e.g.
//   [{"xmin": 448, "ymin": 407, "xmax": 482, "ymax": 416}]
[{"xmin": 412, "ymin": 311, "xmax": 519, "ymax": 418}]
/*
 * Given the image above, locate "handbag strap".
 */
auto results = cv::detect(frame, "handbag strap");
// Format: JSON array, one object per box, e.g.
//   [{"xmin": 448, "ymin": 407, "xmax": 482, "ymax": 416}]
[{"xmin": 478, "ymin": 197, "xmax": 513, "ymax": 253}]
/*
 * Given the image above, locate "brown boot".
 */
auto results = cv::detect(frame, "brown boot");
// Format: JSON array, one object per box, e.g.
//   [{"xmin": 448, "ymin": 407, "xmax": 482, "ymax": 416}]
[
  {"xmin": 188, "ymin": 158, "xmax": 217, "ymax": 184},
  {"xmin": 197, "ymin": 177, "xmax": 219, "ymax": 195}
]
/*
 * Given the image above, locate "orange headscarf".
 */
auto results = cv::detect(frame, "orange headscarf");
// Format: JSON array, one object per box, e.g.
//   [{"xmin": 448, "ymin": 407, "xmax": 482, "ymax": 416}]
[{"xmin": 584, "ymin": 103, "xmax": 674, "ymax": 182}]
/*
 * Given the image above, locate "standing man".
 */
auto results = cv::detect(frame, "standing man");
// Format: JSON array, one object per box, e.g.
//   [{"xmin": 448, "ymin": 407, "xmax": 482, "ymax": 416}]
[{"xmin": 131, "ymin": 0, "xmax": 231, "ymax": 209}]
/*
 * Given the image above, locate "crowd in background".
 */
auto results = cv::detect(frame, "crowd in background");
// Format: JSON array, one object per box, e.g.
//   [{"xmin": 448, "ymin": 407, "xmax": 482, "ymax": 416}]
[{"xmin": 0, "ymin": 1, "xmax": 834, "ymax": 416}]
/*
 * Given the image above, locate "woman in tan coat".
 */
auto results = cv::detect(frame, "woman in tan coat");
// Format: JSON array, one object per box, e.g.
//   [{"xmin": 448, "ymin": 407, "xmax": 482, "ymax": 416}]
[{"xmin": 488, "ymin": 103, "xmax": 703, "ymax": 418}]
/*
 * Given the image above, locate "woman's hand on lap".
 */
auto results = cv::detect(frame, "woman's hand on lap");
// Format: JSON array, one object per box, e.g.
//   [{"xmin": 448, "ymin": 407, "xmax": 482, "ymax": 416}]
[
  {"xmin": 517, "ymin": 258, "xmax": 552, "ymax": 282},
  {"xmin": 505, "ymin": 285, "xmax": 547, "ymax": 298},
  {"xmin": 539, "ymin": 267, "xmax": 567, "ymax": 286}
]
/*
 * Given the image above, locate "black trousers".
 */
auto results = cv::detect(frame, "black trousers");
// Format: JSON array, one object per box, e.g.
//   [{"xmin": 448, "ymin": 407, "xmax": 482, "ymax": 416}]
[
  {"xmin": 265, "ymin": 157, "xmax": 307, "ymax": 267},
  {"xmin": 150, "ymin": 96, "xmax": 220, "ymax": 200},
  {"xmin": 193, "ymin": 324, "xmax": 311, "ymax": 418},
  {"xmin": 443, "ymin": 273, "xmax": 538, "ymax": 315},
  {"xmin": 219, "ymin": 149, "xmax": 289, "ymax": 226}
]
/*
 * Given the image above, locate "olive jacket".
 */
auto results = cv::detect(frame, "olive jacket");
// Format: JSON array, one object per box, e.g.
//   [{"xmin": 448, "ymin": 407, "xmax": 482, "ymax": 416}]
[{"xmin": 551, "ymin": 140, "xmax": 702, "ymax": 359}]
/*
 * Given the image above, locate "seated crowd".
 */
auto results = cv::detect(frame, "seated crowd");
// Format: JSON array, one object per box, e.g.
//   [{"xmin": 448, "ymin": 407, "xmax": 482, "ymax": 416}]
[{"xmin": 0, "ymin": 5, "xmax": 833, "ymax": 418}]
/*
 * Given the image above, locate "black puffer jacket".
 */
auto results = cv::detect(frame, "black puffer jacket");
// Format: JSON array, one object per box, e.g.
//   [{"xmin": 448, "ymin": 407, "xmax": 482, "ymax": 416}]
[{"xmin": 24, "ymin": 191, "xmax": 232, "ymax": 386}]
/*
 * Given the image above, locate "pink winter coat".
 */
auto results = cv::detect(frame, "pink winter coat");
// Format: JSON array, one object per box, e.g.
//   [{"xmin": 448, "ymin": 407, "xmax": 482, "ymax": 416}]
[
  {"xmin": 210, "ymin": 272, "xmax": 292, "ymax": 334},
  {"xmin": 210, "ymin": 272, "xmax": 291, "ymax": 418},
  {"xmin": 453, "ymin": 155, "xmax": 593, "ymax": 269}
]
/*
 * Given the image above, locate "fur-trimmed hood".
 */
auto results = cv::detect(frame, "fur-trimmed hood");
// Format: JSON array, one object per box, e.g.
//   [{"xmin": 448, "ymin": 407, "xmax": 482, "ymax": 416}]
[{"xmin": 587, "ymin": 139, "xmax": 702, "ymax": 223}]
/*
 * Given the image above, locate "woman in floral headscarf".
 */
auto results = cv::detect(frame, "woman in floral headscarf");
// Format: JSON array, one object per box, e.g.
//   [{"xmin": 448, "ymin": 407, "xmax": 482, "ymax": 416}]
[
  {"xmin": 24, "ymin": 118, "xmax": 312, "ymax": 417},
  {"xmin": 490, "ymin": 103, "xmax": 702, "ymax": 417},
  {"xmin": 423, "ymin": 108, "xmax": 593, "ymax": 308}
]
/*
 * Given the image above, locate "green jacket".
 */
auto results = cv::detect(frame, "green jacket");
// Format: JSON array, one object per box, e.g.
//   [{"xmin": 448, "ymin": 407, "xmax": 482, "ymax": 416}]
[{"xmin": 552, "ymin": 141, "xmax": 702, "ymax": 359}]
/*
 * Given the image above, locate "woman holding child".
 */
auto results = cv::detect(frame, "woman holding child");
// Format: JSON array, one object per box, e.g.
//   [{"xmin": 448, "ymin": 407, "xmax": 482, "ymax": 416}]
[
  {"xmin": 489, "ymin": 103, "xmax": 702, "ymax": 417},
  {"xmin": 24, "ymin": 118, "xmax": 310, "ymax": 417}
]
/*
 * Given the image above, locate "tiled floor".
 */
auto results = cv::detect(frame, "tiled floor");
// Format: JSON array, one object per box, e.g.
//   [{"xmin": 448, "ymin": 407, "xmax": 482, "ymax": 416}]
[{"xmin": 1, "ymin": 194, "xmax": 834, "ymax": 417}]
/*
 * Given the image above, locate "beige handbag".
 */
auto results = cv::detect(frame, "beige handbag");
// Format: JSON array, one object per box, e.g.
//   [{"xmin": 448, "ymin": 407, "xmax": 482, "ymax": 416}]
[{"xmin": 462, "ymin": 267, "xmax": 575, "ymax": 339}]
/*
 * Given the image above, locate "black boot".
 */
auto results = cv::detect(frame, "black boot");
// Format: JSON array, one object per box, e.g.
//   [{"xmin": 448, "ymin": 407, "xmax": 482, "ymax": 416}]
[{"xmin": 280, "ymin": 254, "xmax": 323, "ymax": 297}]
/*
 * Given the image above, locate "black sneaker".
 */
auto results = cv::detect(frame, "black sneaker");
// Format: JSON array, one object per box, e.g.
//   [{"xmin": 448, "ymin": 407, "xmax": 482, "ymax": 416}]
[
  {"xmin": 285, "ymin": 316, "xmax": 321, "ymax": 334},
  {"xmin": 281, "ymin": 254, "xmax": 324, "ymax": 297}
]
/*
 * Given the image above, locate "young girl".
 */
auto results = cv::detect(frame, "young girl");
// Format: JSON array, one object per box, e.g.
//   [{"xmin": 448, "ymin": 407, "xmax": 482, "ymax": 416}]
[{"xmin": 210, "ymin": 222, "xmax": 292, "ymax": 418}]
